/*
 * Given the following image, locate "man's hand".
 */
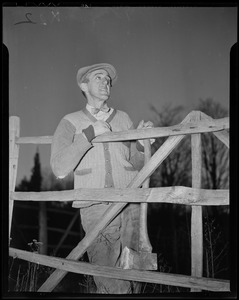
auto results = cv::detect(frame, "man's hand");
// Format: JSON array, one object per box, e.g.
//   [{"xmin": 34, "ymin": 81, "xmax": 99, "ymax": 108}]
[
  {"xmin": 137, "ymin": 120, "xmax": 154, "ymax": 129},
  {"xmin": 93, "ymin": 120, "xmax": 112, "ymax": 136},
  {"xmin": 137, "ymin": 120, "xmax": 155, "ymax": 145}
]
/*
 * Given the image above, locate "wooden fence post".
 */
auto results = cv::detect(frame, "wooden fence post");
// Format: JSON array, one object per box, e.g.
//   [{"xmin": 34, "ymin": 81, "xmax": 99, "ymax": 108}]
[
  {"xmin": 9, "ymin": 116, "xmax": 20, "ymax": 244},
  {"xmin": 190, "ymin": 111, "xmax": 203, "ymax": 292},
  {"xmin": 39, "ymin": 202, "xmax": 48, "ymax": 254}
]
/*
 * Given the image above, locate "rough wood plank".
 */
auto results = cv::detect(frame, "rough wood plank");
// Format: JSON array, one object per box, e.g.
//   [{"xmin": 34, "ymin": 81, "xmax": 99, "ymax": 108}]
[
  {"xmin": 15, "ymin": 116, "xmax": 229, "ymax": 145},
  {"xmin": 39, "ymin": 202, "xmax": 48, "ymax": 254},
  {"xmin": 16, "ymin": 135, "xmax": 52, "ymax": 144},
  {"xmin": 146, "ymin": 187, "xmax": 229, "ymax": 206},
  {"xmin": 9, "ymin": 248, "xmax": 230, "ymax": 292},
  {"xmin": 190, "ymin": 111, "xmax": 203, "ymax": 292},
  {"xmin": 94, "ymin": 117, "xmax": 229, "ymax": 143},
  {"xmin": 9, "ymin": 116, "xmax": 20, "ymax": 242},
  {"xmin": 12, "ymin": 187, "xmax": 229, "ymax": 206},
  {"xmin": 140, "ymin": 139, "xmax": 153, "ymax": 252}
]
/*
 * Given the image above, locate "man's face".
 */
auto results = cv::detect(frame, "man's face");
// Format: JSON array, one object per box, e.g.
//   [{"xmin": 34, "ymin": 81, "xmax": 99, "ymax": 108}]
[{"xmin": 84, "ymin": 69, "xmax": 112, "ymax": 101}]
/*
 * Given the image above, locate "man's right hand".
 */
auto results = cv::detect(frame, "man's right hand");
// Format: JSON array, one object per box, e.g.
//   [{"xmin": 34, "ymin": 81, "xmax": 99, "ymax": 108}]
[{"xmin": 93, "ymin": 120, "xmax": 111, "ymax": 136}]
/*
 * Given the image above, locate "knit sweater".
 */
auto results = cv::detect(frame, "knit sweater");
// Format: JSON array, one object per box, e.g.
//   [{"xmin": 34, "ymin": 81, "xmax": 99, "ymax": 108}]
[{"xmin": 50, "ymin": 108, "xmax": 145, "ymax": 202}]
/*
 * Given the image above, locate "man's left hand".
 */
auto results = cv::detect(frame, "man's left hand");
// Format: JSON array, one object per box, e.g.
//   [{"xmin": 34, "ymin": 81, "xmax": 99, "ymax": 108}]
[
  {"xmin": 137, "ymin": 120, "xmax": 155, "ymax": 145},
  {"xmin": 137, "ymin": 120, "xmax": 154, "ymax": 129}
]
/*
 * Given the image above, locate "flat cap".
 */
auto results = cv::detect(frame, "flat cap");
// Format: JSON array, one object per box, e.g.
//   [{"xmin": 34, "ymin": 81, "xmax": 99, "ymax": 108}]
[{"xmin": 77, "ymin": 63, "xmax": 117, "ymax": 86}]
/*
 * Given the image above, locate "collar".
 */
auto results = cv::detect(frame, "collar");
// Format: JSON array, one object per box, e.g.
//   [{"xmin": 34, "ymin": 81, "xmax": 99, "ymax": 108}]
[
  {"xmin": 86, "ymin": 103, "xmax": 111, "ymax": 115},
  {"xmin": 82, "ymin": 107, "xmax": 117, "ymax": 123}
]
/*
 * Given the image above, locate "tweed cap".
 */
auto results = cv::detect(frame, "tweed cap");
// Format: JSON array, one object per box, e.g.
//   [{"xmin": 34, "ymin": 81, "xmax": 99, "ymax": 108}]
[{"xmin": 77, "ymin": 63, "xmax": 117, "ymax": 86}]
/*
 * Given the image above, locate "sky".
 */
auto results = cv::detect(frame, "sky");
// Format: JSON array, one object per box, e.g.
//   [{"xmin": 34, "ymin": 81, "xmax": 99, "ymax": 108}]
[{"xmin": 3, "ymin": 6, "xmax": 237, "ymax": 184}]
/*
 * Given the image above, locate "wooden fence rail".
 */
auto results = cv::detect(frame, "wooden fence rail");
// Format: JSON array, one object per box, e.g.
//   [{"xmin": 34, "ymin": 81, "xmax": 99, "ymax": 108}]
[
  {"xmin": 11, "ymin": 187, "xmax": 229, "ymax": 206},
  {"xmin": 9, "ymin": 248, "xmax": 230, "ymax": 292},
  {"xmin": 8, "ymin": 111, "xmax": 230, "ymax": 293},
  {"xmin": 15, "ymin": 116, "xmax": 229, "ymax": 145}
]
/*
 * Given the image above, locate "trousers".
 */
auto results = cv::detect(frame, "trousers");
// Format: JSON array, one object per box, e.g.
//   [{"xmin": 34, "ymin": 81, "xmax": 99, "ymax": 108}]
[{"xmin": 80, "ymin": 203, "xmax": 141, "ymax": 294}]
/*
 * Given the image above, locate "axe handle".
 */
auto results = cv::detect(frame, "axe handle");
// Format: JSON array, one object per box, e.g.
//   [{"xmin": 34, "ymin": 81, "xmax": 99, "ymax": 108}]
[{"xmin": 139, "ymin": 139, "xmax": 152, "ymax": 253}]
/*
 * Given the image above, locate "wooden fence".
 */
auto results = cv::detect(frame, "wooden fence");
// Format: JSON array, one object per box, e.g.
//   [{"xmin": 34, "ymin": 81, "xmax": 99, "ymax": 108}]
[{"xmin": 9, "ymin": 110, "xmax": 230, "ymax": 292}]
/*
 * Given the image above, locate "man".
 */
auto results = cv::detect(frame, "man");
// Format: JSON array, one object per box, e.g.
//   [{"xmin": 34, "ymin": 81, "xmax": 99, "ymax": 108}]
[{"xmin": 50, "ymin": 63, "xmax": 154, "ymax": 293}]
